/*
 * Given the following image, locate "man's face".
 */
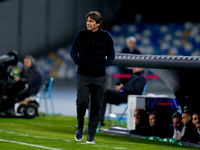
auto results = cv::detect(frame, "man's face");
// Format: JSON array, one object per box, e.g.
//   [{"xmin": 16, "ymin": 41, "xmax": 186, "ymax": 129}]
[
  {"xmin": 182, "ymin": 113, "xmax": 191, "ymax": 126},
  {"xmin": 192, "ymin": 114, "xmax": 200, "ymax": 130},
  {"xmin": 24, "ymin": 58, "xmax": 32, "ymax": 69},
  {"xmin": 132, "ymin": 67, "xmax": 142, "ymax": 73},
  {"xmin": 86, "ymin": 17, "xmax": 100, "ymax": 32},
  {"xmin": 134, "ymin": 110, "xmax": 141, "ymax": 125},
  {"xmin": 149, "ymin": 114, "xmax": 157, "ymax": 127},
  {"xmin": 173, "ymin": 117, "xmax": 182, "ymax": 130},
  {"xmin": 127, "ymin": 40, "xmax": 135, "ymax": 50}
]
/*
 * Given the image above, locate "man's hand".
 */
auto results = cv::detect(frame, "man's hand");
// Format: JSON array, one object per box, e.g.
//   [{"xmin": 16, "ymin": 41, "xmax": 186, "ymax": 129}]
[
  {"xmin": 177, "ymin": 136, "xmax": 182, "ymax": 141},
  {"xmin": 115, "ymin": 83, "xmax": 123, "ymax": 92},
  {"xmin": 13, "ymin": 76, "xmax": 20, "ymax": 82}
]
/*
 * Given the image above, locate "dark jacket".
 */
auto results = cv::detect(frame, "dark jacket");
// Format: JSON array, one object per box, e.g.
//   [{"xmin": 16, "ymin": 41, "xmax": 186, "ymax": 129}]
[
  {"xmin": 119, "ymin": 47, "xmax": 141, "ymax": 81},
  {"xmin": 181, "ymin": 121, "xmax": 199, "ymax": 143},
  {"xmin": 26, "ymin": 64, "xmax": 43, "ymax": 95},
  {"xmin": 130, "ymin": 123, "xmax": 151, "ymax": 136},
  {"xmin": 150, "ymin": 122, "xmax": 173, "ymax": 138},
  {"xmin": 121, "ymin": 71, "xmax": 146, "ymax": 95},
  {"xmin": 121, "ymin": 47, "xmax": 141, "ymax": 55},
  {"xmin": 70, "ymin": 27, "xmax": 115, "ymax": 77}
]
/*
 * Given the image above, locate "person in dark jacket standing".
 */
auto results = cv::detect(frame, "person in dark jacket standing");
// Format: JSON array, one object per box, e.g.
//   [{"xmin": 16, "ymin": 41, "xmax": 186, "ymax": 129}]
[
  {"xmin": 100, "ymin": 67, "xmax": 146, "ymax": 126},
  {"xmin": 70, "ymin": 11, "xmax": 115, "ymax": 144},
  {"xmin": 18, "ymin": 55, "xmax": 43, "ymax": 100},
  {"xmin": 119, "ymin": 36, "xmax": 141, "ymax": 84}
]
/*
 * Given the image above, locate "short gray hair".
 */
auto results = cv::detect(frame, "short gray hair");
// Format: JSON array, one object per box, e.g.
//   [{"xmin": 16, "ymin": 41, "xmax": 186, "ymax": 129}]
[
  {"xmin": 24, "ymin": 55, "xmax": 35, "ymax": 65},
  {"xmin": 126, "ymin": 36, "xmax": 136, "ymax": 44}
]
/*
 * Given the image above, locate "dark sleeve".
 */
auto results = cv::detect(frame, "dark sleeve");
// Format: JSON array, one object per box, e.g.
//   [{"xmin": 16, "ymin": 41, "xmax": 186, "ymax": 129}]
[
  {"xmin": 181, "ymin": 124, "xmax": 199, "ymax": 143},
  {"xmin": 122, "ymin": 76, "xmax": 146, "ymax": 94},
  {"xmin": 121, "ymin": 48, "xmax": 129, "ymax": 53},
  {"xmin": 70, "ymin": 31, "xmax": 80, "ymax": 65},
  {"xmin": 19, "ymin": 65, "xmax": 28, "ymax": 84},
  {"xmin": 105, "ymin": 33, "xmax": 115, "ymax": 68}
]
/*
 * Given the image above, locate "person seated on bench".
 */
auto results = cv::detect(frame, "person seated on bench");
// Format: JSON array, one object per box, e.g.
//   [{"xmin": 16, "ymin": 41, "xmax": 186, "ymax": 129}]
[
  {"xmin": 100, "ymin": 67, "xmax": 146, "ymax": 126},
  {"xmin": 149, "ymin": 111, "xmax": 173, "ymax": 138},
  {"xmin": 130, "ymin": 108, "xmax": 151, "ymax": 136},
  {"xmin": 17, "ymin": 55, "xmax": 43, "ymax": 100},
  {"xmin": 171, "ymin": 112, "xmax": 184, "ymax": 140},
  {"xmin": 180, "ymin": 110, "xmax": 199, "ymax": 143}
]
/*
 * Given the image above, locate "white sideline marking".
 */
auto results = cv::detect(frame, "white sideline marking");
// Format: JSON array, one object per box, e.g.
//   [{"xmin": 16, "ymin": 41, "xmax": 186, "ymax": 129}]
[
  {"xmin": 112, "ymin": 147, "xmax": 126, "ymax": 149},
  {"xmin": 33, "ymin": 136, "xmax": 45, "ymax": 139},
  {"xmin": 63, "ymin": 140, "xmax": 72, "ymax": 142},
  {"xmin": 19, "ymin": 134, "xmax": 29, "ymax": 136},
  {"xmin": 6, "ymin": 132, "xmax": 15, "ymax": 134},
  {"xmin": 2, "ymin": 130, "xmax": 127, "ymax": 149},
  {"xmin": 0, "ymin": 139, "xmax": 62, "ymax": 150}
]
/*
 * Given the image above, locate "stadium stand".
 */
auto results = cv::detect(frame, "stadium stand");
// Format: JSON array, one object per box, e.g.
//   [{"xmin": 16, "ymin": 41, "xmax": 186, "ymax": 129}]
[{"xmin": 36, "ymin": 22, "xmax": 200, "ymax": 79}]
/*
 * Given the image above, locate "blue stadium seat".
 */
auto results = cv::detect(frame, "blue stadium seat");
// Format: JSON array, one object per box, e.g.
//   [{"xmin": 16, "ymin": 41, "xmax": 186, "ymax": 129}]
[{"xmin": 35, "ymin": 77, "xmax": 55, "ymax": 116}]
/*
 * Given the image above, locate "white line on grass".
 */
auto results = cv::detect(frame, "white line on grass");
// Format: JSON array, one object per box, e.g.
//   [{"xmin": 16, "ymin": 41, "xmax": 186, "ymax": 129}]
[
  {"xmin": 93, "ymin": 145, "xmax": 126, "ymax": 149},
  {"xmin": 5, "ymin": 131, "xmax": 15, "ymax": 134},
  {"xmin": 19, "ymin": 134, "xmax": 29, "ymax": 136},
  {"xmin": 63, "ymin": 140, "xmax": 72, "ymax": 142},
  {"xmin": 2, "ymin": 130, "xmax": 126, "ymax": 149},
  {"xmin": 78, "ymin": 142, "xmax": 126, "ymax": 149},
  {"xmin": 112, "ymin": 147, "xmax": 126, "ymax": 149},
  {"xmin": 0, "ymin": 139, "xmax": 62, "ymax": 150},
  {"xmin": 33, "ymin": 136, "xmax": 45, "ymax": 139}
]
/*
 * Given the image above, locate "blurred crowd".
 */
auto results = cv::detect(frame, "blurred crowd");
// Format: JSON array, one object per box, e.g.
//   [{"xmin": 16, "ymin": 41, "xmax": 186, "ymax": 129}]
[{"xmin": 36, "ymin": 22, "xmax": 200, "ymax": 79}]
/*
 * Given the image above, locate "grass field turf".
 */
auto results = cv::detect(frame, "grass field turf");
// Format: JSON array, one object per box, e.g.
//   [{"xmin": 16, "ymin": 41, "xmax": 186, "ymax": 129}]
[{"xmin": 0, "ymin": 115, "xmax": 199, "ymax": 150}]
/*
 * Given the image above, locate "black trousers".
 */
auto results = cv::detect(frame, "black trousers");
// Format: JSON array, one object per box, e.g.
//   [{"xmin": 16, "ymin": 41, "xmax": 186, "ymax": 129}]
[
  {"xmin": 100, "ymin": 89, "xmax": 128, "ymax": 122},
  {"xmin": 76, "ymin": 74, "xmax": 106, "ymax": 136}
]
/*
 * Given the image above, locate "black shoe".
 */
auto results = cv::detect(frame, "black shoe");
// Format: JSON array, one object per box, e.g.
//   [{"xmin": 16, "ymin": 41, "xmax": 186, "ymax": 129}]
[
  {"xmin": 75, "ymin": 127, "xmax": 84, "ymax": 141},
  {"xmin": 86, "ymin": 135, "xmax": 95, "ymax": 144}
]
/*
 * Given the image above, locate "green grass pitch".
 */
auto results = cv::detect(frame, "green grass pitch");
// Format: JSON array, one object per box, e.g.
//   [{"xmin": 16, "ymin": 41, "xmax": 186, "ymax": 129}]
[{"xmin": 0, "ymin": 115, "xmax": 199, "ymax": 150}]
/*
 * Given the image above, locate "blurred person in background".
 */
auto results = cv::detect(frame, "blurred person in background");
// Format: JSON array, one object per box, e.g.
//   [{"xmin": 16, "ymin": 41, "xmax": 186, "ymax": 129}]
[
  {"xmin": 192, "ymin": 111, "xmax": 200, "ymax": 142},
  {"xmin": 100, "ymin": 67, "xmax": 146, "ymax": 126},
  {"xmin": 119, "ymin": 36, "xmax": 142, "ymax": 84},
  {"xmin": 17, "ymin": 55, "xmax": 43, "ymax": 100},
  {"xmin": 3, "ymin": 60, "xmax": 28, "ymax": 115},
  {"xmin": 171, "ymin": 112, "xmax": 184, "ymax": 140},
  {"xmin": 149, "ymin": 111, "xmax": 173, "ymax": 138},
  {"xmin": 129, "ymin": 108, "xmax": 151, "ymax": 136},
  {"xmin": 70, "ymin": 11, "xmax": 115, "ymax": 144},
  {"xmin": 180, "ymin": 110, "xmax": 199, "ymax": 143}
]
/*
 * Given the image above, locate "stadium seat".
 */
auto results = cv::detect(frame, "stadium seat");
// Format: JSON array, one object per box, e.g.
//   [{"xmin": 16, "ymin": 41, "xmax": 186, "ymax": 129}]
[{"xmin": 36, "ymin": 77, "xmax": 55, "ymax": 116}]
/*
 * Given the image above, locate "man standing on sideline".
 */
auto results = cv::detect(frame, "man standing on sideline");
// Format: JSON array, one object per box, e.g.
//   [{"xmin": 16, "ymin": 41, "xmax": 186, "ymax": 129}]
[{"xmin": 70, "ymin": 11, "xmax": 115, "ymax": 144}]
